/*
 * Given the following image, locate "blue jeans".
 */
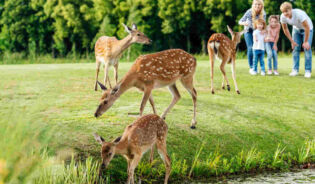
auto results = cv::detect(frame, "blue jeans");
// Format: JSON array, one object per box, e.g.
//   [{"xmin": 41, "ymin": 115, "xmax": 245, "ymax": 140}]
[
  {"xmin": 265, "ymin": 42, "xmax": 278, "ymax": 70},
  {"xmin": 292, "ymin": 28, "xmax": 313, "ymax": 72},
  {"xmin": 244, "ymin": 31, "xmax": 254, "ymax": 69},
  {"xmin": 253, "ymin": 49, "xmax": 265, "ymax": 73}
]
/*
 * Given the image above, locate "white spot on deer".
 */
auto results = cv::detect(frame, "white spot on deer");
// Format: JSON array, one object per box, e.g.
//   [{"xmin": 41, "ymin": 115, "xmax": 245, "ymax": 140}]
[
  {"xmin": 140, "ymin": 64, "xmax": 144, "ymax": 67},
  {"xmin": 146, "ymin": 62, "xmax": 151, "ymax": 66}
]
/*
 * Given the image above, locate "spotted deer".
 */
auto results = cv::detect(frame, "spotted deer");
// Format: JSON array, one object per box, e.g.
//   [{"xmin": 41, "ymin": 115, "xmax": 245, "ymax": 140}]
[
  {"xmin": 94, "ymin": 23, "xmax": 151, "ymax": 91},
  {"xmin": 208, "ymin": 26, "xmax": 244, "ymax": 94},
  {"xmin": 94, "ymin": 114, "xmax": 171, "ymax": 184},
  {"xmin": 94, "ymin": 49, "xmax": 198, "ymax": 129}
]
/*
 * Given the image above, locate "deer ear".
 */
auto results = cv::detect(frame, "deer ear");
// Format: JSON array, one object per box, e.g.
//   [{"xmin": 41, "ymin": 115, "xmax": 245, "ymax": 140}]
[
  {"xmin": 122, "ymin": 23, "xmax": 132, "ymax": 34},
  {"xmin": 93, "ymin": 133, "xmax": 105, "ymax": 144},
  {"xmin": 227, "ymin": 25, "xmax": 233, "ymax": 35},
  {"xmin": 239, "ymin": 30, "xmax": 245, "ymax": 36},
  {"xmin": 131, "ymin": 23, "xmax": 137, "ymax": 30},
  {"xmin": 97, "ymin": 81, "xmax": 107, "ymax": 91}
]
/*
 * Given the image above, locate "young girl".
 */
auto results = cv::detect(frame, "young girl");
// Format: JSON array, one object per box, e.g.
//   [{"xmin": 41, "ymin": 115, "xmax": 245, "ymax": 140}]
[
  {"xmin": 265, "ymin": 15, "xmax": 281, "ymax": 75},
  {"xmin": 251, "ymin": 19, "xmax": 267, "ymax": 76}
]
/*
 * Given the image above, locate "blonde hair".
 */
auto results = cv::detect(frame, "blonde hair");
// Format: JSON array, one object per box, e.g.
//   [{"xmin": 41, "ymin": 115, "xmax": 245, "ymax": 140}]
[
  {"xmin": 280, "ymin": 2, "xmax": 292, "ymax": 12},
  {"xmin": 252, "ymin": 0, "xmax": 265, "ymax": 24},
  {"xmin": 254, "ymin": 19, "xmax": 266, "ymax": 30}
]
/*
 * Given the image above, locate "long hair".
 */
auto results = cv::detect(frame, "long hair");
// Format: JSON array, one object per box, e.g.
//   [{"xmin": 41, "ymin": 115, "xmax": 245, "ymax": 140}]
[
  {"xmin": 251, "ymin": 0, "xmax": 265, "ymax": 24},
  {"xmin": 254, "ymin": 19, "xmax": 266, "ymax": 30}
]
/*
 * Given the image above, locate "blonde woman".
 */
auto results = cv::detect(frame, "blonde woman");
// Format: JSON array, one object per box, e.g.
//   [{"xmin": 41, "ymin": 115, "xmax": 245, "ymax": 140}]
[{"xmin": 238, "ymin": 0, "xmax": 266, "ymax": 74}]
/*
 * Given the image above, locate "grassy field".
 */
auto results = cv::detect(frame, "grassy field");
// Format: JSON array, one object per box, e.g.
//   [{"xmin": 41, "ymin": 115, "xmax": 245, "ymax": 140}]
[{"xmin": 1, "ymin": 57, "xmax": 315, "ymax": 183}]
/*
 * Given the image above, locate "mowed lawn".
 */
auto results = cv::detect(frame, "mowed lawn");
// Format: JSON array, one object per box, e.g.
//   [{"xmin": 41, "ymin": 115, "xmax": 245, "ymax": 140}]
[{"xmin": 1, "ymin": 57, "xmax": 314, "ymax": 166}]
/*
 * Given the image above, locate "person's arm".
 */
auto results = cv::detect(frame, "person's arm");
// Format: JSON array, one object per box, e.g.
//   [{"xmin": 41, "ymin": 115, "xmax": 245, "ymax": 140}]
[
  {"xmin": 273, "ymin": 24, "xmax": 280, "ymax": 51},
  {"xmin": 239, "ymin": 10, "xmax": 250, "ymax": 26},
  {"xmin": 281, "ymin": 23, "xmax": 298, "ymax": 50},
  {"xmin": 302, "ymin": 20, "xmax": 311, "ymax": 50}
]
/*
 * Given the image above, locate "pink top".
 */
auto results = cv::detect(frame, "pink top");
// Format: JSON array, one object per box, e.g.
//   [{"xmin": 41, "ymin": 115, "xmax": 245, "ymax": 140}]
[{"xmin": 265, "ymin": 24, "xmax": 280, "ymax": 43}]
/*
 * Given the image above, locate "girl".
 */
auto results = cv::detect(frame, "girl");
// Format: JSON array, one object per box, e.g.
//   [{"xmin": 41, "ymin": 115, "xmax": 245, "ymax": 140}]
[
  {"xmin": 265, "ymin": 15, "xmax": 281, "ymax": 75},
  {"xmin": 238, "ymin": 0, "xmax": 266, "ymax": 74},
  {"xmin": 252, "ymin": 19, "xmax": 267, "ymax": 76}
]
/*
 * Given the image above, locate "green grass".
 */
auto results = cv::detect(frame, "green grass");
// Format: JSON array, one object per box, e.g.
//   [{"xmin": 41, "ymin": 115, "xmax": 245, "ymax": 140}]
[{"xmin": 0, "ymin": 57, "xmax": 315, "ymax": 183}]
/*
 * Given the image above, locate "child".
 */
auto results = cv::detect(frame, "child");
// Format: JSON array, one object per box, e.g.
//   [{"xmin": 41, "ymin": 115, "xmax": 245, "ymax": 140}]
[
  {"xmin": 251, "ymin": 19, "xmax": 267, "ymax": 76},
  {"xmin": 265, "ymin": 15, "xmax": 281, "ymax": 75}
]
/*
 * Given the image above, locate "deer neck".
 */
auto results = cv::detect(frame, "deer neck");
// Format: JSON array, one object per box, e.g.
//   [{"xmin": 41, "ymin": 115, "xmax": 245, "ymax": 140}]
[
  {"xmin": 112, "ymin": 34, "xmax": 133, "ymax": 57},
  {"xmin": 114, "ymin": 138, "xmax": 129, "ymax": 155},
  {"xmin": 111, "ymin": 72, "xmax": 136, "ymax": 99}
]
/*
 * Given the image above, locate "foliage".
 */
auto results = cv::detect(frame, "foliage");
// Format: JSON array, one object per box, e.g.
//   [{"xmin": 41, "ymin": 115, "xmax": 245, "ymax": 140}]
[{"xmin": 0, "ymin": 0, "xmax": 314, "ymax": 57}]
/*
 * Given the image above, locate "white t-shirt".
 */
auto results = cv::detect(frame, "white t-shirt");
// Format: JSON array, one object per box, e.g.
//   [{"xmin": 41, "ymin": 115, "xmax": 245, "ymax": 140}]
[
  {"xmin": 253, "ymin": 30, "xmax": 265, "ymax": 50},
  {"xmin": 280, "ymin": 9, "xmax": 313, "ymax": 30}
]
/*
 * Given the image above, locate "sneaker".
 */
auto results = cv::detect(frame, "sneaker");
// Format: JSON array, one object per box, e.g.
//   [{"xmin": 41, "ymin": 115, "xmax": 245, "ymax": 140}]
[
  {"xmin": 250, "ymin": 70, "xmax": 257, "ymax": 75},
  {"xmin": 261, "ymin": 71, "xmax": 266, "ymax": 76},
  {"xmin": 304, "ymin": 71, "xmax": 311, "ymax": 78},
  {"xmin": 267, "ymin": 70, "xmax": 272, "ymax": 75},
  {"xmin": 249, "ymin": 68, "xmax": 254, "ymax": 74},
  {"xmin": 289, "ymin": 70, "xmax": 298, "ymax": 76},
  {"xmin": 274, "ymin": 71, "xmax": 279, "ymax": 75}
]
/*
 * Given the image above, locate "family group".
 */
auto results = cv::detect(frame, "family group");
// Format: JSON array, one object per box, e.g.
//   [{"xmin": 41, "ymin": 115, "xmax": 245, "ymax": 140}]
[{"xmin": 239, "ymin": 1, "xmax": 313, "ymax": 78}]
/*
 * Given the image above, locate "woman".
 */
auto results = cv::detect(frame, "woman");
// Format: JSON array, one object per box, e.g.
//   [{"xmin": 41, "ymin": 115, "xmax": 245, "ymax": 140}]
[
  {"xmin": 238, "ymin": 0, "xmax": 266, "ymax": 74},
  {"xmin": 280, "ymin": 2, "xmax": 313, "ymax": 78}
]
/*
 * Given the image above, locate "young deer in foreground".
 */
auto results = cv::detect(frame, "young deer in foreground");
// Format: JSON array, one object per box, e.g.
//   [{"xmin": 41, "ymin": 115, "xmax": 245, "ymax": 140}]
[
  {"xmin": 94, "ymin": 49, "xmax": 198, "ymax": 129},
  {"xmin": 208, "ymin": 26, "xmax": 244, "ymax": 94},
  {"xmin": 94, "ymin": 114, "xmax": 171, "ymax": 184},
  {"xmin": 94, "ymin": 23, "xmax": 151, "ymax": 90}
]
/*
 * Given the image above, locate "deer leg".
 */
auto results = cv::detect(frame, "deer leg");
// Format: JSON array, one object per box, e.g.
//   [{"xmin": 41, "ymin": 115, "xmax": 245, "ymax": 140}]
[
  {"xmin": 231, "ymin": 60, "xmax": 240, "ymax": 94},
  {"xmin": 149, "ymin": 95, "xmax": 157, "ymax": 114},
  {"xmin": 161, "ymin": 84, "xmax": 181, "ymax": 120},
  {"xmin": 209, "ymin": 49, "xmax": 215, "ymax": 94},
  {"xmin": 114, "ymin": 62, "xmax": 119, "ymax": 85},
  {"xmin": 157, "ymin": 139, "xmax": 171, "ymax": 184},
  {"xmin": 140, "ymin": 86, "xmax": 153, "ymax": 116},
  {"xmin": 95, "ymin": 61, "xmax": 101, "ymax": 91},
  {"xmin": 220, "ymin": 61, "xmax": 230, "ymax": 91},
  {"xmin": 103, "ymin": 63, "xmax": 112, "ymax": 89},
  {"xmin": 180, "ymin": 76, "xmax": 197, "ymax": 129},
  {"xmin": 127, "ymin": 154, "xmax": 142, "ymax": 184}
]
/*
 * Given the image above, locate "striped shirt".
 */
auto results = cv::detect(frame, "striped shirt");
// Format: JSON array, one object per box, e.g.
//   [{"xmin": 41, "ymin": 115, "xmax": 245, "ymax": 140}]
[{"xmin": 239, "ymin": 8, "xmax": 266, "ymax": 32}]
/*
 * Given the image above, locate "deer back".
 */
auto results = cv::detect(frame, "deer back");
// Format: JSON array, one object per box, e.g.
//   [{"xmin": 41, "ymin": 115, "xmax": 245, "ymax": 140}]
[{"xmin": 129, "ymin": 49, "xmax": 196, "ymax": 83}]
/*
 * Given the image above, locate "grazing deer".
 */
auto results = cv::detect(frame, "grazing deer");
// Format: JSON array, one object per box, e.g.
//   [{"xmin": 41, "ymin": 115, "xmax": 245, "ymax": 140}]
[
  {"xmin": 94, "ymin": 23, "xmax": 151, "ymax": 91},
  {"xmin": 94, "ymin": 114, "xmax": 171, "ymax": 184},
  {"xmin": 207, "ymin": 26, "xmax": 244, "ymax": 94},
  {"xmin": 94, "ymin": 49, "xmax": 198, "ymax": 129}
]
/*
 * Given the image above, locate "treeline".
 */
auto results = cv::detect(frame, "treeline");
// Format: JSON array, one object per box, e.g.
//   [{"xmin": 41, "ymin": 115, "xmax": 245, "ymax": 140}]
[{"xmin": 0, "ymin": 0, "xmax": 314, "ymax": 58}]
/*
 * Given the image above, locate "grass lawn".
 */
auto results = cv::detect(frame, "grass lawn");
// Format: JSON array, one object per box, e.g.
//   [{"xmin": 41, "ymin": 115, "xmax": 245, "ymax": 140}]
[{"xmin": 1, "ymin": 57, "xmax": 314, "ymax": 182}]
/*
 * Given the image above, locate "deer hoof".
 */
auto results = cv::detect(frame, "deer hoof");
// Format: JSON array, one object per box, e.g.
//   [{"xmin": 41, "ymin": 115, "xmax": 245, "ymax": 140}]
[
  {"xmin": 222, "ymin": 86, "xmax": 225, "ymax": 90},
  {"xmin": 162, "ymin": 116, "xmax": 166, "ymax": 120},
  {"xmin": 190, "ymin": 125, "xmax": 196, "ymax": 129},
  {"xmin": 227, "ymin": 85, "xmax": 231, "ymax": 91},
  {"xmin": 211, "ymin": 90, "xmax": 215, "ymax": 94},
  {"xmin": 237, "ymin": 90, "xmax": 240, "ymax": 94}
]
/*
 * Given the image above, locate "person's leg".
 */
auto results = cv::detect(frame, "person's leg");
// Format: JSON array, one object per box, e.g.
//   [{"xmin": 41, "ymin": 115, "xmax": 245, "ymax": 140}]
[
  {"xmin": 265, "ymin": 42, "xmax": 273, "ymax": 72},
  {"xmin": 292, "ymin": 28, "xmax": 303, "ymax": 73},
  {"xmin": 253, "ymin": 50, "xmax": 258, "ymax": 74},
  {"xmin": 303, "ymin": 29, "xmax": 313, "ymax": 74},
  {"xmin": 260, "ymin": 50, "xmax": 266, "ymax": 74},
  {"xmin": 244, "ymin": 32, "xmax": 254, "ymax": 70},
  {"xmin": 272, "ymin": 43, "xmax": 278, "ymax": 71}
]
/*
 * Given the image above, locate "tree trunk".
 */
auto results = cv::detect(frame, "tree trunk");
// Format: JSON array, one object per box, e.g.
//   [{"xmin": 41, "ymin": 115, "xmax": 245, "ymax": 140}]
[
  {"xmin": 127, "ymin": 47, "xmax": 131, "ymax": 62},
  {"xmin": 187, "ymin": 34, "xmax": 191, "ymax": 53}
]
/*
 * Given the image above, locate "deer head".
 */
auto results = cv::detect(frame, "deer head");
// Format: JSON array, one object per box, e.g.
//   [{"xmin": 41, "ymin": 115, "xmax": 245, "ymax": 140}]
[
  {"xmin": 94, "ymin": 81, "xmax": 120, "ymax": 118},
  {"xmin": 93, "ymin": 133, "xmax": 118, "ymax": 169},
  {"xmin": 122, "ymin": 23, "xmax": 152, "ymax": 45},
  {"xmin": 227, "ymin": 25, "xmax": 245, "ymax": 45}
]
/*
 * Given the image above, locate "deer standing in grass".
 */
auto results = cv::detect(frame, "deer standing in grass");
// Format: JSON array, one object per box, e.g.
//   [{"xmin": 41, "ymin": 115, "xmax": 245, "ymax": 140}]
[
  {"xmin": 94, "ymin": 49, "xmax": 198, "ymax": 129},
  {"xmin": 94, "ymin": 114, "xmax": 171, "ymax": 184},
  {"xmin": 208, "ymin": 26, "xmax": 244, "ymax": 94},
  {"xmin": 94, "ymin": 23, "xmax": 151, "ymax": 91}
]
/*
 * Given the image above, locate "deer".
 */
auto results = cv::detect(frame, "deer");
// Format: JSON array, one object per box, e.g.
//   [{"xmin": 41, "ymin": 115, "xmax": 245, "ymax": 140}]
[
  {"xmin": 207, "ymin": 25, "xmax": 244, "ymax": 94},
  {"xmin": 94, "ymin": 114, "xmax": 171, "ymax": 184},
  {"xmin": 94, "ymin": 49, "xmax": 198, "ymax": 129},
  {"xmin": 94, "ymin": 23, "xmax": 151, "ymax": 91}
]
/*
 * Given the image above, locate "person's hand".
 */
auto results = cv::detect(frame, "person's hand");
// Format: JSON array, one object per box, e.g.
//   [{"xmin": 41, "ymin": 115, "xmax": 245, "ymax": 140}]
[
  {"xmin": 243, "ymin": 22, "xmax": 249, "ymax": 26},
  {"xmin": 273, "ymin": 44, "xmax": 278, "ymax": 51},
  {"xmin": 302, "ymin": 42, "xmax": 311, "ymax": 50},
  {"xmin": 291, "ymin": 41, "xmax": 298, "ymax": 50}
]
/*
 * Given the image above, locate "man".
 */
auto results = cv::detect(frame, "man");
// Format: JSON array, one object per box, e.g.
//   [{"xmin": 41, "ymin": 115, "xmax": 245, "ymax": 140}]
[{"xmin": 280, "ymin": 2, "xmax": 313, "ymax": 78}]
